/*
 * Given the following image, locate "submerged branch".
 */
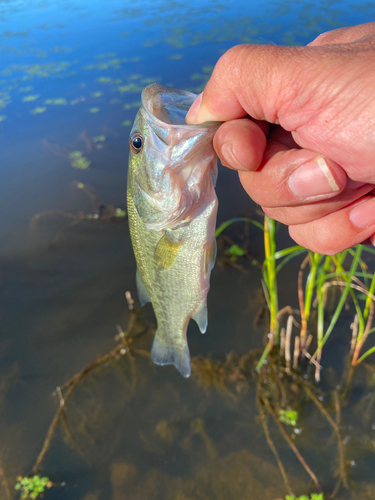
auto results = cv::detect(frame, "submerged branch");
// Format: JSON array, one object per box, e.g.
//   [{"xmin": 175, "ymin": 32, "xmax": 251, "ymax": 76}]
[
  {"xmin": 304, "ymin": 387, "xmax": 348, "ymax": 489},
  {"xmin": 263, "ymin": 398, "xmax": 321, "ymax": 492},
  {"xmin": 259, "ymin": 408, "xmax": 293, "ymax": 497},
  {"xmin": 30, "ymin": 309, "xmax": 147, "ymax": 475}
]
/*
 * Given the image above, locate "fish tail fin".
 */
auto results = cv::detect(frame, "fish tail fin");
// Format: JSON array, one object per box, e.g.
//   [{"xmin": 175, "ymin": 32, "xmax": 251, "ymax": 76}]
[{"xmin": 151, "ymin": 331, "xmax": 191, "ymax": 378}]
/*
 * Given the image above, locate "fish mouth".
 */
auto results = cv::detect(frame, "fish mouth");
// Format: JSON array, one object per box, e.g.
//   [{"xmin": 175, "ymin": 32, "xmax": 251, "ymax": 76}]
[{"xmin": 141, "ymin": 84, "xmax": 219, "ymax": 130}]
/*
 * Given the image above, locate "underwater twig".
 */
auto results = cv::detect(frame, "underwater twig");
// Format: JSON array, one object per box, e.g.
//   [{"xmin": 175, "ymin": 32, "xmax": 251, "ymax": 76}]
[
  {"xmin": 285, "ymin": 315, "xmax": 293, "ymax": 372},
  {"xmin": 304, "ymin": 387, "xmax": 348, "ymax": 489},
  {"xmin": 263, "ymin": 398, "xmax": 321, "ymax": 491},
  {"xmin": 259, "ymin": 407, "xmax": 294, "ymax": 496},
  {"xmin": 30, "ymin": 308, "xmax": 145, "ymax": 474},
  {"xmin": 349, "ymin": 315, "xmax": 359, "ymax": 357}
]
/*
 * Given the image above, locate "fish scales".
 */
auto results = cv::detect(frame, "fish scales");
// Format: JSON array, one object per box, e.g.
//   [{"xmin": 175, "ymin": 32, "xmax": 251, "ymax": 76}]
[{"xmin": 127, "ymin": 84, "xmax": 219, "ymax": 377}]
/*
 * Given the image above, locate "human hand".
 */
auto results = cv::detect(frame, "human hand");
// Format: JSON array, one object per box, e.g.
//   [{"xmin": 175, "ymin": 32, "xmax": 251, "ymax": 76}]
[{"xmin": 186, "ymin": 23, "xmax": 375, "ymax": 254}]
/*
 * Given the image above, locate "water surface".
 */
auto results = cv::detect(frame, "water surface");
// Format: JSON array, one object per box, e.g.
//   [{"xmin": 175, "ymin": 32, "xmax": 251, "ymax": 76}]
[{"xmin": 1, "ymin": 1, "xmax": 375, "ymax": 499}]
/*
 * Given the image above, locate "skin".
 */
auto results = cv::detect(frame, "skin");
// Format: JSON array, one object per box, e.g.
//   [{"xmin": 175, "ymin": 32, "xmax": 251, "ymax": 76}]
[{"xmin": 185, "ymin": 22, "xmax": 375, "ymax": 255}]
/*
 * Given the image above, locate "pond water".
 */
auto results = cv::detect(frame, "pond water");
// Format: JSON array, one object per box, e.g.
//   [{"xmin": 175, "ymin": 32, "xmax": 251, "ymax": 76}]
[{"xmin": 1, "ymin": 1, "xmax": 375, "ymax": 499}]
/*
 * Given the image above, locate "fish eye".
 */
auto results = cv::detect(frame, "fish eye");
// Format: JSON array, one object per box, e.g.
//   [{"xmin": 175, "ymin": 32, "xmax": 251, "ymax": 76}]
[{"xmin": 130, "ymin": 133, "xmax": 143, "ymax": 154}]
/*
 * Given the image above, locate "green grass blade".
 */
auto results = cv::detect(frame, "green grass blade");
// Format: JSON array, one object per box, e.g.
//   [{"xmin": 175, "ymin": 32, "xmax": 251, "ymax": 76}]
[
  {"xmin": 315, "ymin": 245, "xmax": 362, "ymax": 353},
  {"xmin": 255, "ymin": 342, "xmax": 271, "ymax": 372},
  {"xmin": 357, "ymin": 346, "xmax": 375, "ymax": 364},
  {"xmin": 275, "ymin": 248, "xmax": 307, "ymax": 274},
  {"xmin": 215, "ymin": 217, "xmax": 264, "ymax": 237}
]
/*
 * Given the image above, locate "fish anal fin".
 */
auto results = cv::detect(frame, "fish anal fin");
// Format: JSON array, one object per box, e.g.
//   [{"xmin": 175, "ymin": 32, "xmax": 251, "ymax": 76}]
[
  {"xmin": 155, "ymin": 233, "xmax": 182, "ymax": 270},
  {"xmin": 136, "ymin": 269, "xmax": 151, "ymax": 307},
  {"xmin": 151, "ymin": 332, "xmax": 191, "ymax": 378},
  {"xmin": 193, "ymin": 302, "xmax": 208, "ymax": 334}
]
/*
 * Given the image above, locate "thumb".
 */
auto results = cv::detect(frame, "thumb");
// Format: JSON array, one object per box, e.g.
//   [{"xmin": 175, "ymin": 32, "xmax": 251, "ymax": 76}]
[
  {"xmin": 185, "ymin": 42, "xmax": 375, "ymax": 180},
  {"xmin": 185, "ymin": 44, "xmax": 322, "ymax": 127}
]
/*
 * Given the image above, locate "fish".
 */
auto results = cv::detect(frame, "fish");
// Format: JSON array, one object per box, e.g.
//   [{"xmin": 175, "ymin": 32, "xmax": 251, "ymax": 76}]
[{"xmin": 127, "ymin": 84, "xmax": 219, "ymax": 378}]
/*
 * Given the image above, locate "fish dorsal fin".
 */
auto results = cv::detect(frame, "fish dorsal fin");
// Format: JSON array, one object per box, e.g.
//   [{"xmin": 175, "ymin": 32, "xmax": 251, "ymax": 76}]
[
  {"xmin": 193, "ymin": 302, "xmax": 208, "ymax": 334},
  {"xmin": 204, "ymin": 239, "xmax": 217, "ymax": 275},
  {"xmin": 136, "ymin": 269, "xmax": 151, "ymax": 307},
  {"xmin": 155, "ymin": 233, "xmax": 182, "ymax": 269}
]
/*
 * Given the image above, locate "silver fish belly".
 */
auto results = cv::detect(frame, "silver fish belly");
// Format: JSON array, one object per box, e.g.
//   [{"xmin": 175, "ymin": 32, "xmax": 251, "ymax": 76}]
[{"xmin": 127, "ymin": 84, "xmax": 219, "ymax": 377}]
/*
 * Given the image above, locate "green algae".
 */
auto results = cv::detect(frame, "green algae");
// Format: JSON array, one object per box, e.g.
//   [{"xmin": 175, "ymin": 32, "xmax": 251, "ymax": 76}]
[
  {"xmin": 19, "ymin": 86, "xmax": 33, "ymax": 93},
  {"xmin": 69, "ymin": 151, "xmax": 91, "ymax": 169},
  {"xmin": 30, "ymin": 107, "xmax": 46, "ymax": 114},
  {"xmin": 44, "ymin": 98, "xmax": 67, "ymax": 105},
  {"xmin": 70, "ymin": 97, "xmax": 85, "ymax": 105},
  {"xmin": 123, "ymin": 101, "xmax": 141, "ymax": 110},
  {"xmin": 117, "ymin": 83, "xmax": 142, "ymax": 93},
  {"xmin": 22, "ymin": 94, "xmax": 40, "ymax": 102}
]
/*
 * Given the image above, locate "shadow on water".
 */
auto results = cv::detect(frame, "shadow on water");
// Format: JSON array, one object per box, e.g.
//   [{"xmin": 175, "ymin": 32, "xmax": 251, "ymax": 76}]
[{"xmin": 1, "ymin": 0, "xmax": 375, "ymax": 499}]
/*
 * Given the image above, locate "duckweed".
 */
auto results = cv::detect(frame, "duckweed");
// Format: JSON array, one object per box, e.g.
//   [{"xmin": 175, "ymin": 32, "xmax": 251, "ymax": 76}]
[
  {"xmin": 30, "ymin": 107, "xmax": 46, "ymax": 114},
  {"xmin": 44, "ymin": 98, "xmax": 67, "ymax": 105},
  {"xmin": 22, "ymin": 94, "xmax": 40, "ymax": 102},
  {"xmin": 69, "ymin": 151, "xmax": 91, "ymax": 169}
]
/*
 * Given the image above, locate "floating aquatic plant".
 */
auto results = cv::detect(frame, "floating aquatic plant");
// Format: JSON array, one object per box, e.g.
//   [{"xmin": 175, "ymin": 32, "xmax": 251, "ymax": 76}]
[
  {"xmin": 68, "ymin": 151, "xmax": 91, "ymax": 169},
  {"xmin": 44, "ymin": 98, "xmax": 67, "ymax": 105},
  {"xmin": 121, "ymin": 120, "xmax": 131, "ymax": 127},
  {"xmin": 92, "ymin": 91, "xmax": 103, "ymax": 97},
  {"xmin": 279, "ymin": 409, "xmax": 299, "ymax": 427},
  {"xmin": 89, "ymin": 107, "xmax": 100, "ymax": 113},
  {"xmin": 70, "ymin": 97, "xmax": 85, "ymax": 105},
  {"xmin": 15, "ymin": 475, "xmax": 52, "ymax": 499},
  {"xmin": 0, "ymin": 115, "xmax": 6, "ymax": 121},
  {"xmin": 30, "ymin": 107, "xmax": 46, "ymax": 114},
  {"xmin": 97, "ymin": 77, "xmax": 112, "ymax": 83},
  {"xmin": 285, "ymin": 495, "xmax": 323, "ymax": 500},
  {"xmin": 124, "ymin": 101, "xmax": 141, "ymax": 110}
]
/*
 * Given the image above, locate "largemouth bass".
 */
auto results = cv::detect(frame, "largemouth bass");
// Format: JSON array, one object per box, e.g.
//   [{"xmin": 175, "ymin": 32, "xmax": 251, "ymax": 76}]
[{"xmin": 127, "ymin": 84, "xmax": 219, "ymax": 378}]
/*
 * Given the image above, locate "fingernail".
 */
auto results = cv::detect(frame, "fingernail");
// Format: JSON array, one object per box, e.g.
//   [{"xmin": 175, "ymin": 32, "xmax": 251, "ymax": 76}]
[
  {"xmin": 350, "ymin": 197, "xmax": 375, "ymax": 229},
  {"xmin": 288, "ymin": 157, "xmax": 340, "ymax": 198},
  {"xmin": 220, "ymin": 142, "xmax": 247, "ymax": 171},
  {"xmin": 186, "ymin": 92, "xmax": 203, "ymax": 124}
]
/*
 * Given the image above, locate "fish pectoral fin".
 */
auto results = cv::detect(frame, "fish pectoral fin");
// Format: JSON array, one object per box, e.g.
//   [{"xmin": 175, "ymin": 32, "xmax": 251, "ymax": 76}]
[
  {"xmin": 204, "ymin": 239, "xmax": 217, "ymax": 275},
  {"xmin": 136, "ymin": 269, "xmax": 151, "ymax": 307},
  {"xmin": 193, "ymin": 303, "xmax": 208, "ymax": 334},
  {"xmin": 155, "ymin": 233, "xmax": 182, "ymax": 269},
  {"xmin": 151, "ymin": 331, "xmax": 191, "ymax": 378}
]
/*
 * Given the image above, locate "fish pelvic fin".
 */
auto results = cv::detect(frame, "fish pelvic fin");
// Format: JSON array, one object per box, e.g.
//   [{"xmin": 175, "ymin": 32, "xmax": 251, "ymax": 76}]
[
  {"xmin": 151, "ymin": 331, "xmax": 191, "ymax": 378},
  {"xmin": 193, "ymin": 302, "xmax": 208, "ymax": 334},
  {"xmin": 136, "ymin": 269, "xmax": 151, "ymax": 307}
]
